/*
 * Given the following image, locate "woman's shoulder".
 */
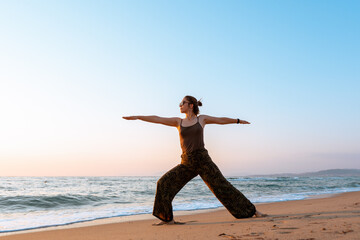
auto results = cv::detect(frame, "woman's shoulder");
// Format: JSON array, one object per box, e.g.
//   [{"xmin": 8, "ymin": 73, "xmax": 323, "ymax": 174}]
[
  {"xmin": 198, "ymin": 115, "xmax": 208, "ymax": 127},
  {"xmin": 172, "ymin": 117, "xmax": 182, "ymax": 127},
  {"xmin": 198, "ymin": 114, "xmax": 211, "ymax": 121},
  {"xmin": 172, "ymin": 117, "xmax": 182, "ymax": 123}
]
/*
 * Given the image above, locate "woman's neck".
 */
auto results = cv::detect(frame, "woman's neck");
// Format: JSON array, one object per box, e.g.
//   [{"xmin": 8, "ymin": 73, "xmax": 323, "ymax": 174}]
[{"xmin": 185, "ymin": 112, "xmax": 196, "ymax": 120}]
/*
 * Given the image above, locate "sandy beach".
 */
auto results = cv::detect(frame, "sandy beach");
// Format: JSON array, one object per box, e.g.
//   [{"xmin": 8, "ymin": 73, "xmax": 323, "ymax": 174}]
[{"xmin": 1, "ymin": 191, "xmax": 359, "ymax": 240}]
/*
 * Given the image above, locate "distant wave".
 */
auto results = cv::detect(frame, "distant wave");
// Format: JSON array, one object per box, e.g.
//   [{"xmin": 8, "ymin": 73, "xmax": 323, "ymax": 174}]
[{"xmin": 0, "ymin": 194, "xmax": 109, "ymax": 211}]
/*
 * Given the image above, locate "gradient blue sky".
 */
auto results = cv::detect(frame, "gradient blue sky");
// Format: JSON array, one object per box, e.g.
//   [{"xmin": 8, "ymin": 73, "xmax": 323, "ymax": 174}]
[{"xmin": 1, "ymin": 0, "xmax": 359, "ymax": 176}]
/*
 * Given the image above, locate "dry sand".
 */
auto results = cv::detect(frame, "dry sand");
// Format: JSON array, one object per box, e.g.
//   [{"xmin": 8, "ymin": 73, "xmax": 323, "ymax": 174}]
[{"xmin": 1, "ymin": 191, "xmax": 359, "ymax": 240}]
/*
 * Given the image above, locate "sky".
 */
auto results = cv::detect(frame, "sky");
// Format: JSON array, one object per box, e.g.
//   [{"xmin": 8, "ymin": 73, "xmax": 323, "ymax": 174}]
[{"xmin": 0, "ymin": 0, "xmax": 359, "ymax": 176}]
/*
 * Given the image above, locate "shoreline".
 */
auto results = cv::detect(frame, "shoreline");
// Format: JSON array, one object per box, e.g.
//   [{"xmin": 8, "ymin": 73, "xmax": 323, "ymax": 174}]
[
  {"xmin": 1, "ymin": 191, "xmax": 359, "ymax": 239},
  {"xmin": 0, "ymin": 191, "xmax": 345, "ymax": 236},
  {"xmin": 0, "ymin": 207, "xmax": 222, "ymax": 236}
]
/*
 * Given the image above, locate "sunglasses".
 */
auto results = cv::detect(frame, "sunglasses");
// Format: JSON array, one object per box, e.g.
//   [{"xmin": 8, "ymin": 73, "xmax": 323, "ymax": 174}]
[{"xmin": 179, "ymin": 101, "xmax": 190, "ymax": 107}]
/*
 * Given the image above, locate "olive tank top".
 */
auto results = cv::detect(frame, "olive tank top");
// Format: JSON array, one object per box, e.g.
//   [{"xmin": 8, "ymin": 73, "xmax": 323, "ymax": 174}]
[{"xmin": 179, "ymin": 117, "xmax": 205, "ymax": 153}]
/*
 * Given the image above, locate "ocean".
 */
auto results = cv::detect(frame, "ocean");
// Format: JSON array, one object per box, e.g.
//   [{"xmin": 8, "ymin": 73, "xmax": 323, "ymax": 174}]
[{"xmin": 0, "ymin": 176, "xmax": 359, "ymax": 233}]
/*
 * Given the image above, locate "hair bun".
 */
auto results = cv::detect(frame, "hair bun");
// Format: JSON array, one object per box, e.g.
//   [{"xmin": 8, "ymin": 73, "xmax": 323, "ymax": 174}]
[{"xmin": 197, "ymin": 100, "xmax": 203, "ymax": 107}]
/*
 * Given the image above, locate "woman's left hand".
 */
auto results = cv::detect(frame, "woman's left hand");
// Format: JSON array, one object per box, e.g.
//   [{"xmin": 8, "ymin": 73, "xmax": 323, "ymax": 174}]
[{"xmin": 239, "ymin": 120, "xmax": 250, "ymax": 124}]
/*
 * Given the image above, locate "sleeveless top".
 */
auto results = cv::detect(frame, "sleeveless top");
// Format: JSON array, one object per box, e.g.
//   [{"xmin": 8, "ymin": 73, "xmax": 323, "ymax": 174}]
[{"xmin": 179, "ymin": 117, "xmax": 205, "ymax": 153}]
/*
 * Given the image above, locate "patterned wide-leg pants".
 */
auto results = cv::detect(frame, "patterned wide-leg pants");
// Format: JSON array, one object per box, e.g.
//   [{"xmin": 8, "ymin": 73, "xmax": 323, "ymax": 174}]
[{"xmin": 153, "ymin": 149, "xmax": 256, "ymax": 222}]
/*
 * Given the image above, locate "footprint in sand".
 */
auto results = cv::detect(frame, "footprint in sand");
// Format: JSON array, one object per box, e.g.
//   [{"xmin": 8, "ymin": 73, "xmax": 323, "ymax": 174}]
[
  {"xmin": 243, "ymin": 232, "xmax": 264, "ymax": 237},
  {"xmin": 271, "ymin": 215, "xmax": 289, "ymax": 219},
  {"xmin": 219, "ymin": 232, "xmax": 265, "ymax": 239},
  {"xmin": 218, "ymin": 233, "xmax": 238, "ymax": 239}
]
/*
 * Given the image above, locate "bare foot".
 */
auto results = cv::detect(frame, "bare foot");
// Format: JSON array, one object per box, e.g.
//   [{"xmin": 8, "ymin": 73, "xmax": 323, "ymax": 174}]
[
  {"xmin": 152, "ymin": 219, "xmax": 185, "ymax": 226},
  {"xmin": 254, "ymin": 210, "xmax": 268, "ymax": 218}
]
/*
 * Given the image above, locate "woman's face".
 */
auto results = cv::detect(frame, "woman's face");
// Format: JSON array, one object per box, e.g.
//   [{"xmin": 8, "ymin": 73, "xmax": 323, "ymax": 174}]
[{"xmin": 179, "ymin": 98, "xmax": 192, "ymax": 113}]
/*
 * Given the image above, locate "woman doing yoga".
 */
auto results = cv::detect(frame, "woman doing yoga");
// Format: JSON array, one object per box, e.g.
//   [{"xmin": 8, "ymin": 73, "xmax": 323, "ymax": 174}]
[{"xmin": 123, "ymin": 95, "xmax": 266, "ymax": 225}]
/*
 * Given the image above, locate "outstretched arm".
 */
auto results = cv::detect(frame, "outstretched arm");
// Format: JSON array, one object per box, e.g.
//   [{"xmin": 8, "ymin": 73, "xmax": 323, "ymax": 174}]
[
  {"xmin": 202, "ymin": 115, "xmax": 250, "ymax": 125},
  {"xmin": 123, "ymin": 115, "xmax": 180, "ymax": 127}
]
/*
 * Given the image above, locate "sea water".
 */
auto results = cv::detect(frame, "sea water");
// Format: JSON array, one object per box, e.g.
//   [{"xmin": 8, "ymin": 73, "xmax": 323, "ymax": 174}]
[{"xmin": 0, "ymin": 176, "xmax": 359, "ymax": 233}]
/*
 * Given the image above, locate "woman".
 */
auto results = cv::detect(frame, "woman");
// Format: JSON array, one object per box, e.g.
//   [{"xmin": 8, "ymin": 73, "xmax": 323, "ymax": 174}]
[{"xmin": 123, "ymin": 95, "xmax": 265, "ymax": 225}]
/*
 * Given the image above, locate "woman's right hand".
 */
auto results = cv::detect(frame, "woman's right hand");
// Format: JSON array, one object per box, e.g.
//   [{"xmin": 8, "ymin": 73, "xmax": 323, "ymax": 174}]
[{"xmin": 123, "ymin": 116, "xmax": 138, "ymax": 120}]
